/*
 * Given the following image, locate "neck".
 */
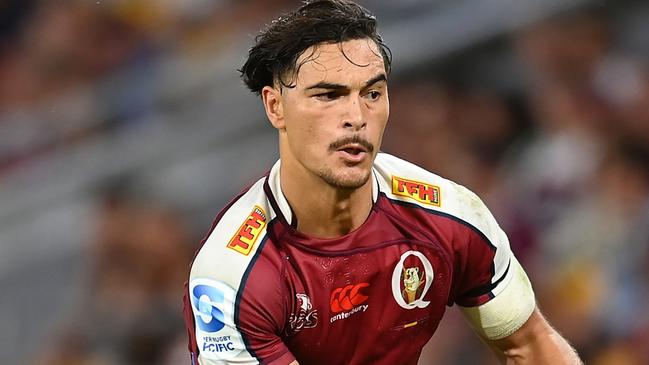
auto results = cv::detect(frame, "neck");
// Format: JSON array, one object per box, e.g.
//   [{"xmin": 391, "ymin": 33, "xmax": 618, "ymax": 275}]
[{"xmin": 279, "ymin": 163, "xmax": 374, "ymax": 239}]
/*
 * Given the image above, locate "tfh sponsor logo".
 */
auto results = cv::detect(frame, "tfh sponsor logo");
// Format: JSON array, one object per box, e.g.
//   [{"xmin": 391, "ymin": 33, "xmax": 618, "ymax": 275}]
[
  {"xmin": 391, "ymin": 176, "xmax": 441, "ymax": 206},
  {"xmin": 227, "ymin": 206, "xmax": 266, "ymax": 255},
  {"xmin": 286, "ymin": 293, "xmax": 318, "ymax": 335},
  {"xmin": 391, "ymin": 251, "xmax": 434, "ymax": 309},
  {"xmin": 329, "ymin": 283, "xmax": 370, "ymax": 323}
]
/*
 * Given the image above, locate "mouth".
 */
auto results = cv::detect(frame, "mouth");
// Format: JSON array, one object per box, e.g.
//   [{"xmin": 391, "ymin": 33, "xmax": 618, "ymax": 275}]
[
  {"xmin": 338, "ymin": 143, "xmax": 368, "ymax": 156},
  {"xmin": 336, "ymin": 143, "xmax": 369, "ymax": 163},
  {"xmin": 330, "ymin": 137, "xmax": 374, "ymax": 164}
]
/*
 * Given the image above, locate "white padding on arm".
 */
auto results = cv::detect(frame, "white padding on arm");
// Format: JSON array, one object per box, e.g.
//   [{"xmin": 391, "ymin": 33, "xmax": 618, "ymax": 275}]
[{"xmin": 459, "ymin": 257, "xmax": 536, "ymax": 340}]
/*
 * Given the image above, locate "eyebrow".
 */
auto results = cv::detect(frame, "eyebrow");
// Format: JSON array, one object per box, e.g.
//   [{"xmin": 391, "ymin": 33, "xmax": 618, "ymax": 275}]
[{"xmin": 304, "ymin": 73, "xmax": 387, "ymax": 91}]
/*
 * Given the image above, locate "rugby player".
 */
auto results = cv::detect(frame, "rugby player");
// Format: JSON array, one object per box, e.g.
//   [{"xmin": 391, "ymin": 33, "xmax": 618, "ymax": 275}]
[{"xmin": 183, "ymin": 1, "xmax": 583, "ymax": 364}]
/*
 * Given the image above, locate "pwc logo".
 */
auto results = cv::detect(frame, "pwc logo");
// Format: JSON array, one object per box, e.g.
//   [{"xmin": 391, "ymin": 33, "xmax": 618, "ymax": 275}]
[
  {"xmin": 392, "ymin": 176, "xmax": 441, "ymax": 207},
  {"xmin": 227, "ymin": 206, "xmax": 266, "ymax": 256},
  {"xmin": 330, "ymin": 283, "xmax": 369, "ymax": 311}
]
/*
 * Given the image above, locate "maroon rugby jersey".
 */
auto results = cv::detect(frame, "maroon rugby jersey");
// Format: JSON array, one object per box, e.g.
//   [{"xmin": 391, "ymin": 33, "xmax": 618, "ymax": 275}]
[{"xmin": 184, "ymin": 153, "xmax": 517, "ymax": 365}]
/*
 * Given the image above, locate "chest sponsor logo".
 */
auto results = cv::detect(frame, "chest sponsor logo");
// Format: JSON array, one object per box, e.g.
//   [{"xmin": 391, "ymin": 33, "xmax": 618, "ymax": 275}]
[
  {"xmin": 391, "ymin": 251, "xmax": 434, "ymax": 309},
  {"xmin": 189, "ymin": 278, "xmax": 245, "ymax": 360},
  {"xmin": 286, "ymin": 293, "xmax": 318, "ymax": 335},
  {"xmin": 329, "ymin": 282, "xmax": 370, "ymax": 323},
  {"xmin": 392, "ymin": 176, "xmax": 441, "ymax": 206},
  {"xmin": 227, "ymin": 206, "xmax": 266, "ymax": 255}
]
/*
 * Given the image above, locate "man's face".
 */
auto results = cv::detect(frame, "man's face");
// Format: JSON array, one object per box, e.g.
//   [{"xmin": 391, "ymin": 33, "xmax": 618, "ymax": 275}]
[{"xmin": 273, "ymin": 38, "xmax": 389, "ymax": 190}]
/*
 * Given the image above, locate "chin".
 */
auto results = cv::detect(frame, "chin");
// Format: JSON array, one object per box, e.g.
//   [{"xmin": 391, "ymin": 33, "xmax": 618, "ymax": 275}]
[{"xmin": 319, "ymin": 167, "xmax": 371, "ymax": 190}]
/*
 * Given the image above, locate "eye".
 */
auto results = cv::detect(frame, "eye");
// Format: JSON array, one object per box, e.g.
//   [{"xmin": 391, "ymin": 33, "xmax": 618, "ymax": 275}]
[
  {"xmin": 365, "ymin": 90, "xmax": 381, "ymax": 101},
  {"xmin": 314, "ymin": 92, "xmax": 340, "ymax": 101}
]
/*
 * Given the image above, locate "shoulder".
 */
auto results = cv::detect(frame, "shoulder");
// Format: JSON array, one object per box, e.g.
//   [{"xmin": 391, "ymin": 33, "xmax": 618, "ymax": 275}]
[
  {"xmin": 190, "ymin": 175, "xmax": 278, "ymax": 290},
  {"xmin": 187, "ymin": 174, "xmax": 293, "ymax": 363},
  {"xmin": 373, "ymin": 152, "xmax": 503, "ymax": 248}
]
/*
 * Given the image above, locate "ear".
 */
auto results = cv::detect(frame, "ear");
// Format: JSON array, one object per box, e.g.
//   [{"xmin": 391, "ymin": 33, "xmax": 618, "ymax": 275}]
[{"xmin": 261, "ymin": 85, "xmax": 285, "ymax": 130}]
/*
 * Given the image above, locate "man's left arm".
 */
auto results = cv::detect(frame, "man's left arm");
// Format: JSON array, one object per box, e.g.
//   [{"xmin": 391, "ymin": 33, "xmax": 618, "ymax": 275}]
[
  {"xmin": 487, "ymin": 307, "xmax": 582, "ymax": 364},
  {"xmin": 450, "ymin": 184, "xmax": 582, "ymax": 364},
  {"xmin": 459, "ymin": 257, "xmax": 582, "ymax": 365}
]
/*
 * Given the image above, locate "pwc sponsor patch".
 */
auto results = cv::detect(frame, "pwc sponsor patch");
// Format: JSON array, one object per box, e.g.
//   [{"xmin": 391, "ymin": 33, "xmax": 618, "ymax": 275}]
[
  {"xmin": 227, "ymin": 206, "xmax": 266, "ymax": 255},
  {"xmin": 391, "ymin": 176, "xmax": 441, "ymax": 207},
  {"xmin": 329, "ymin": 283, "xmax": 370, "ymax": 323}
]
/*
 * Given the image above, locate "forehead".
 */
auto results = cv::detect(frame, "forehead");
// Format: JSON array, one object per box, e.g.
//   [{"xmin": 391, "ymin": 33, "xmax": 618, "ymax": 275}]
[{"xmin": 293, "ymin": 38, "xmax": 386, "ymax": 87}]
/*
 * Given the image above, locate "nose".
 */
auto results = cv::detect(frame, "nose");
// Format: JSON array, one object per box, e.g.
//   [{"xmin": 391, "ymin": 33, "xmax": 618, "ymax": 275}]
[{"xmin": 343, "ymin": 96, "xmax": 366, "ymax": 131}]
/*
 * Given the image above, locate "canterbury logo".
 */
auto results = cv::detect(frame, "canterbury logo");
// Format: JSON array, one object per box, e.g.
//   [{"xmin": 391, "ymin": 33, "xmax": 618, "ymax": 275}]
[{"xmin": 330, "ymin": 283, "xmax": 370, "ymax": 313}]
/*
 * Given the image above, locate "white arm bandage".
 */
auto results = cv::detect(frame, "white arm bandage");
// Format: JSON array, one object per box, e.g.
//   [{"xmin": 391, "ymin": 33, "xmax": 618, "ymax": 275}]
[{"xmin": 459, "ymin": 256, "xmax": 536, "ymax": 340}]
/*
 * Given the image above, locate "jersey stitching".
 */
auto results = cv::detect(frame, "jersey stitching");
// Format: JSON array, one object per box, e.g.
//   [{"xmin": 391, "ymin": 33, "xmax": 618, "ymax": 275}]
[
  {"xmin": 379, "ymin": 193, "xmax": 497, "ymax": 252},
  {"xmin": 234, "ymin": 228, "xmax": 274, "ymax": 363},
  {"xmin": 284, "ymin": 237, "xmax": 443, "ymax": 257},
  {"xmin": 273, "ymin": 224, "xmax": 294, "ymax": 338}
]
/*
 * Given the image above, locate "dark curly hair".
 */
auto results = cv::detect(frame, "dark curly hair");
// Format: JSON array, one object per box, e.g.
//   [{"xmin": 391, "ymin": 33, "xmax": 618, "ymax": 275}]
[{"xmin": 239, "ymin": 0, "xmax": 392, "ymax": 95}]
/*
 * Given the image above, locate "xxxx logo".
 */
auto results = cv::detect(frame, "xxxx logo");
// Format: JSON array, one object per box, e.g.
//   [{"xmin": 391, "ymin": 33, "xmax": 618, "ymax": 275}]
[{"xmin": 330, "ymin": 283, "xmax": 369, "ymax": 312}]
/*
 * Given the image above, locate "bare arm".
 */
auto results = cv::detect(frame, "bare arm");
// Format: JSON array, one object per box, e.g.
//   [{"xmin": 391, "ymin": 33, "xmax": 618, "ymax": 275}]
[{"xmin": 487, "ymin": 308, "xmax": 582, "ymax": 364}]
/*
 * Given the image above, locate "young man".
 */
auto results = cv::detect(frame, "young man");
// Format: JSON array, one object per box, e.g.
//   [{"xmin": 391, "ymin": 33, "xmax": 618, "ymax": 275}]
[{"xmin": 183, "ymin": 1, "xmax": 583, "ymax": 364}]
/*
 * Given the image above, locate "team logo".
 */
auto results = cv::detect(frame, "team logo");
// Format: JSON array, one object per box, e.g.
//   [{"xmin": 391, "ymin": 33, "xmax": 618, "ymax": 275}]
[
  {"xmin": 286, "ymin": 293, "xmax": 318, "ymax": 335},
  {"xmin": 329, "ymin": 283, "xmax": 370, "ymax": 323},
  {"xmin": 392, "ymin": 176, "xmax": 441, "ymax": 206},
  {"xmin": 391, "ymin": 251, "xmax": 434, "ymax": 309},
  {"xmin": 227, "ymin": 206, "xmax": 266, "ymax": 255},
  {"xmin": 189, "ymin": 279, "xmax": 245, "ymax": 360}
]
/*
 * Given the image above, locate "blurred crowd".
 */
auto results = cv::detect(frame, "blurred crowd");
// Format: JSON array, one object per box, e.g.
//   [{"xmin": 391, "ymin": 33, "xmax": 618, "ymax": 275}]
[
  {"xmin": 1, "ymin": 0, "xmax": 648, "ymax": 364},
  {"xmin": 32, "ymin": 184, "xmax": 194, "ymax": 365},
  {"xmin": 0, "ymin": 0, "xmax": 295, "ymax": 173}
]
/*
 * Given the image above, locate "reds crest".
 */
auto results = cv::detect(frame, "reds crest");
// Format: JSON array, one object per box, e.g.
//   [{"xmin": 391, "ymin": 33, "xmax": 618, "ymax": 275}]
[{"xmin": 391, "ymin": 251, "xmax": 434, "ymax": 309}]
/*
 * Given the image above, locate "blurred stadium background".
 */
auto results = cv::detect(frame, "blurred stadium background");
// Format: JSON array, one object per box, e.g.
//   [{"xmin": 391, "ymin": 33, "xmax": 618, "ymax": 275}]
[{"xmin": 1, "ymin": 0, "xmax": 648, "ymax": 364}]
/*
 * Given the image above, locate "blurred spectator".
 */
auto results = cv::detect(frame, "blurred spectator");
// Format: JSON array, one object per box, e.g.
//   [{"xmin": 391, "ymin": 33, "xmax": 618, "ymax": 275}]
[
  {"xmin": 514, "ymin": 8, "xmax": 611, "ymax": 88},
  {"xmin": 32, "ymin": 185, "xmax": 194, "ymax": 365}
]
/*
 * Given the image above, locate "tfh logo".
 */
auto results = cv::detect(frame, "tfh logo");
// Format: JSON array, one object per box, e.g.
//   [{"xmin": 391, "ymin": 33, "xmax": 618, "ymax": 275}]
[
  {"xmin": 227, "ymin": 206, "xmax": 266, "ymax": 255},
  {"xmin": 392, "ymin": 176, "xmax": 441, "ymax": 206}
]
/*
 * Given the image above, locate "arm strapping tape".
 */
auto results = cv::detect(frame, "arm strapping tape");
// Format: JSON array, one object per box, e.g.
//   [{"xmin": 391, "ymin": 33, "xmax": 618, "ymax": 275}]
[{"xmin": 459, "ymin": 256, "xmax": 536, "ymax": 340}]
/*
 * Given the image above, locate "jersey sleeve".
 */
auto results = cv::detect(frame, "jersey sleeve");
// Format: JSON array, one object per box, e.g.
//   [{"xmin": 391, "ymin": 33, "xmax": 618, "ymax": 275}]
[
  {"xmin": 185, "ymin": 253, "xmax": 296, "ymax": 365},
  {"xmin": 452, "ymin": 185, "xmax": 536, "ymax": 307},
  {"xmin": 459, "ymin": 256, "xmax": 536, "ymax": 339},
  {"xmin": 447, "ymin": 184, "xmax": 515, "ymax": 306},
  {"xmin": 448, "ymin": 184, "xmax": 536, "ymax": 338},
  {"xmin": 183, "ymin": 187, "xmax": 297, "ymax": 364}
]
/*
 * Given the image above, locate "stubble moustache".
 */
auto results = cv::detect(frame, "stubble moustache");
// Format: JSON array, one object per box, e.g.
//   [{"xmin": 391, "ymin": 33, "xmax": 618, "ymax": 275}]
[
  {"xmin": 328, "ymin": 135, "xmax": 374, "ymax": 154},
  {"xmin": 319, "ymin": 135, "xmax": 375, "ymax": 190}
]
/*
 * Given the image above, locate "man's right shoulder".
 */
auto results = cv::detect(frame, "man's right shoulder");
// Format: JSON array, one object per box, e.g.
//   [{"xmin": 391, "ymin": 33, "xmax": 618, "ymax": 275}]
[{"xmin": 190, "ymin": 176, "xmax": 276, "ymax": 288}]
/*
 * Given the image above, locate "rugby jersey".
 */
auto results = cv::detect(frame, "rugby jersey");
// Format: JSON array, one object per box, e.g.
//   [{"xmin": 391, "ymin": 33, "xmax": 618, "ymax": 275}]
[{"xmin": 184, "ymin": 152, "xmax": 523, "ymax": 365}]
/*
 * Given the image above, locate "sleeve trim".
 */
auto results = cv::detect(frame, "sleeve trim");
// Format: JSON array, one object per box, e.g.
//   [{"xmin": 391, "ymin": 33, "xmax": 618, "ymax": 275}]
[
  {"xmin": 459, "ymin": 257, "xmax": 536, "ymax": 340},
  {"xmin": 457, "ymin": 258, "xmax": 511, "ymax": 302}
]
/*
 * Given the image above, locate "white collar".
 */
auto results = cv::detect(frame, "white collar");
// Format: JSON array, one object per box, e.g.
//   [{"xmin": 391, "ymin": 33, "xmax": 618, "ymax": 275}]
[{"xmin": 267, "ymin": 159, "xmax": 379, "ymax": 225}]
